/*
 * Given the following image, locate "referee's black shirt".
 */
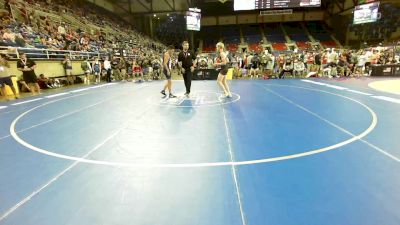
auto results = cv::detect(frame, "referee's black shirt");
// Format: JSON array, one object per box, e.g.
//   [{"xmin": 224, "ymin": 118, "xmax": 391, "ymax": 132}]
[{"xmin": 178, "ymin": 51, "xmax": 196, "ymax": 69}]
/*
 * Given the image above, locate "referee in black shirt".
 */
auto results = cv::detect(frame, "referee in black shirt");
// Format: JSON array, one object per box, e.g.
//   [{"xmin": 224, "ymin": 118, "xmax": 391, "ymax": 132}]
[{"xmin": 178, "ymin": 41, "xmax": 196, "ymax": 97}]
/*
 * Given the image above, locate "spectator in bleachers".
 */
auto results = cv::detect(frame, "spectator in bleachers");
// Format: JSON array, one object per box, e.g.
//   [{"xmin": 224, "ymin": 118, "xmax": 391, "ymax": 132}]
[
  {"xmin": 2, "ymin": 28, "xmax": 16, "ymax": 46},
  {"xmin": 57, "ymin": 22, "xmax": 66, "ymax": 35}
]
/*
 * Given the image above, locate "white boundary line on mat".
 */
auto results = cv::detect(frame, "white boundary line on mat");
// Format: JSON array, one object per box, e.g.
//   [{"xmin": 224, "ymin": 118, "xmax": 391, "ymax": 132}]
[{"xmin": 9, "ymin": 85, "xmax": 379, "ymax": 168}]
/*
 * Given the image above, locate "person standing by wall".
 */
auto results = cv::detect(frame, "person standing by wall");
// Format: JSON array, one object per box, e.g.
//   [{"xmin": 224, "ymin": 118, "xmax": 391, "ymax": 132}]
[
  {"xmin": 111, "ymin": 56, "xmax": 121, "ymax": 81},
  {"xmin": 81, "ymin": 58, "xmax": 92, "ymax": 85},
  {"xmin": 0, "ymin": 54, "xmax": 18, "ymax": 99},
  {"xmin": 17, "ymin": 53, "xmax": 40, "ymax": 95},
  {"xmin": 119, "ymin": 57, "xmax": 127, "ymax": 81},
  {"xmin": 103, "ymin": 56, "xmax": 112, "ymax": 82},
  {"xmin": 62, "ymin": 55, "xmax": 74, "ymax": 85},
  {"xmin": 92, "ymin": 57, "xmax": 102, "ymax": 84}
]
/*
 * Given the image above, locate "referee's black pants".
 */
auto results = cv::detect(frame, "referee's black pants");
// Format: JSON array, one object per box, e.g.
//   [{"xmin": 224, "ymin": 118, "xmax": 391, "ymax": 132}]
[{"xmin": 183, "ymin": 69, "xmax": 192, "ymax": 94}]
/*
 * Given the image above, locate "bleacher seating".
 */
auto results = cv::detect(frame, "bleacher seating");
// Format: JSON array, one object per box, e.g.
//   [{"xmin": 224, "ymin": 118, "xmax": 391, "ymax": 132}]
[
  {"xmin": 249, "ymin": 43, "xmax": 262, "ymax": 52},
  {"xmin": 201, "ymin": 25, "xmax": 241, "ymax": 52},
  {"xmin": 296, "ymin": 41, "xmax": 311, "ymax": 50},
  {"xmin": 282, "ymin": 23, "xmax": 311, "ymax": 50},
  {"xmin": 226, "ymin": 43, "xmax": 239, "ymax": 52},
  {"xmin": 242, "ymin": 24, "xmax": 263, "ymax": 44},
  {"xmin": 221, "ymin": 25, "xmax": 241, "ymax": 52},
  {"xmin": 0, "ymin": 0, "xmax": 165, "ymax": 56},
  {"xmin": 220, "ymin": 25, "xmax": 241, "ymax": 43},
  {"xmin": 202, "ymin": 26, "xmax": 220, "ymax": 52},
  {"xmin": 203, "ymin": 39, "xmax": 217, "ymax": 52},
  {"xmin": 306, "ymin": 21, "xmax": 338, "ymax": 48},
  {"xmin": 283, "ymin": 23, "xmax": 309, "ymax": 42},
  {"xmin": 199, "ymin": 21, "xmax": 347, "ymax": 53},
  {"xmin": 272, "ymin": 43, "xmax": 287, "ymax": 51},
  {"xmin": 264, "ymin": 23, "xmax": 286, "ymax": 43}
]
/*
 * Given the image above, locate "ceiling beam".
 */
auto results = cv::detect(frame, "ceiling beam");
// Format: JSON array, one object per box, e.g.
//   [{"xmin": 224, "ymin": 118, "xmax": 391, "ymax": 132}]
[
  {"xmin": 137, "ymin": 0, "xmax": 151, "ymax": 12},
  {"xmin": 333, "ymin": 0, "xmax": 344, "ymax": 12},
  {"xmin": 163, "ymin": 0, "xmax": 175, "ymax": 11},
  {"xmin": 112, "ymin": 1, "xmax": 130, "ymax": 14}
]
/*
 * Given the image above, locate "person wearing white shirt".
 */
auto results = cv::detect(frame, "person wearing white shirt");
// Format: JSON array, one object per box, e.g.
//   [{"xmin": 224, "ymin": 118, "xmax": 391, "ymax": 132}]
[
  {"xmin": 103, "ymin": 56, "xmax": 112, "ymax": 82},
  {"xmin": 207, "ymin": 58, "xmax": 214, "ymax": 69},
  {"xmin": 364, "ymin": 50, "xmax": 373, "ymax": 75},
  {"xmin": 328, "ymin": 49, "xmax": 338, "ymax": 64},
  {"xmin": 365, "ymin": 50, "xmax": 373, "ymax": 63},
  {"xmin": 357, "ymin": 54, "xmax": 367, "ymax": 67},
  {"xmin": 293, "ymin": 58, "xmax": 305, "ymax": 78},
  {"xmin": 58, "ymin": 24, "xmax": 66, "ymax": 35},
  {"xmin": 246, "ymin": 54, "xmax": 253, "ymax": 70},
  {"xmin": 266, "ymin": 53, "xmax": 275, "ymax": 77},
  {"xmin": 394, "ymin": 55, "xmax": 399, "ymax": 64}
]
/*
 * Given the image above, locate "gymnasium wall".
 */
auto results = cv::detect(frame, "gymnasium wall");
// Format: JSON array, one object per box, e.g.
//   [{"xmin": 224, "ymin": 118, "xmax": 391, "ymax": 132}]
[{"xmin": 6, "ymin": 61, "xmax": 86, "ymax": 80}]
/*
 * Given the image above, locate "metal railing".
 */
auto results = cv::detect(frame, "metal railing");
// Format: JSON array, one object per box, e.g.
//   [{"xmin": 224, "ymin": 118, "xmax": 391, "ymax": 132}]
[{"xmin": 0, "ymin": 46, "xmax": 138, "ymax": 60}]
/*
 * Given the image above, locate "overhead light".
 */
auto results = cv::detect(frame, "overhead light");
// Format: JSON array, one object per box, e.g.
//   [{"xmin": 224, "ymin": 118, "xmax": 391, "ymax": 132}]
[
  {"xmin": 154, "ymin": 14, "xmax": 156, "ymax": 17},
  {"xmin": 167, "ymin": 13, "xmax": 169, "ymax": 16}
]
